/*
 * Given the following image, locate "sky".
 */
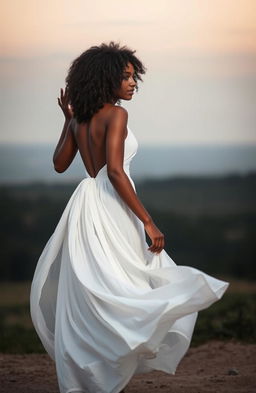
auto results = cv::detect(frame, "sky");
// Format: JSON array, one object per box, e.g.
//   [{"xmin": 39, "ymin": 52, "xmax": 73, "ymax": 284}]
[{"xmin": 1, "ymin": 0, "xmax": 256, "ymax": 145}]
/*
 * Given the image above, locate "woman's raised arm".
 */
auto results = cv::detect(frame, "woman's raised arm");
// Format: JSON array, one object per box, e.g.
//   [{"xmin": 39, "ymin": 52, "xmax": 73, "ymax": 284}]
[{"xmin": 53, "ymin": 87, "xmax": 78, "ymax": 173}]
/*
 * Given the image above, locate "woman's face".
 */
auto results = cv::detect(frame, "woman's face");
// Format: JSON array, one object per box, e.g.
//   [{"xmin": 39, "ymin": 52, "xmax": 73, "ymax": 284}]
[{"xmin": 113, "ymin": 62, "xmax": 137, "ymax": 101}]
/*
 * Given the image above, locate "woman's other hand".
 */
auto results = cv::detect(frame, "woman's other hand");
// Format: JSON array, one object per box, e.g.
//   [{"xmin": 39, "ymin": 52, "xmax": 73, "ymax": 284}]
[
  {"xmin": 144, "ymin": 219, "xmax": 165, "ymax": 254},
  {"xmin": 57, "ymin": 87, "xmax": 74, "ymax": 120}
]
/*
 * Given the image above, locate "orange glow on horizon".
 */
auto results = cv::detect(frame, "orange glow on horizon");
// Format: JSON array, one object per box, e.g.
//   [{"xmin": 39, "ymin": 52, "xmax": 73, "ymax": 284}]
[{"xmin": 1, "ymin": 0, "xmax": 256, "ymax": 58}]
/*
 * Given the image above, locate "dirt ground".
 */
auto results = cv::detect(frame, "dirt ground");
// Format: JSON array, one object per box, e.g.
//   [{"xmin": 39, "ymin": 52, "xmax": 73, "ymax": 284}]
[{"xmin": 0, "ymin": 341, "xmax": 255, "ymax": 393}]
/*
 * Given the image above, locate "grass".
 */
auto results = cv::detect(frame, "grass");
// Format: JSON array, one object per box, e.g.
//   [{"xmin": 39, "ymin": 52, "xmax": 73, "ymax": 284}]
[
  {"xmin": 0, "ymin": 280, "xmax": 256, "ymax": 353},
  {"xmin": 192, "ymin": 291, "xmax": 256, "ymax": 345}
]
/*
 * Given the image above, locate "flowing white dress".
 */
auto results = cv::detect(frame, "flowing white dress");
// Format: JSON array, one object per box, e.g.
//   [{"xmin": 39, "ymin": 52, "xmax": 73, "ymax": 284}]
[{"xmin": 30, "ymin": 126, "xmax": 229, "ymax": 393}]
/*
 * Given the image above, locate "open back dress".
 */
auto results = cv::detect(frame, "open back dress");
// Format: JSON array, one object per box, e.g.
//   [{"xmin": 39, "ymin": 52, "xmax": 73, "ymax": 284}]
[{"xmin": 30, "ymin": 125, "xmax": 229, "ymax": 393}]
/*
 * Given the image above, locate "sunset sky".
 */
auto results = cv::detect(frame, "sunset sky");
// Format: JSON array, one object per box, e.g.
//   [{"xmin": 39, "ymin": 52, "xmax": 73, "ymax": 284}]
[{"xmin": 1, "ymin": 0, "xmax": 255, "ymax": 145}]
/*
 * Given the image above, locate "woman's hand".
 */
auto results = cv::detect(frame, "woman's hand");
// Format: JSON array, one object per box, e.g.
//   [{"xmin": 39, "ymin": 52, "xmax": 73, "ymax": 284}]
[
  {"xmin": 57, "ymin": 87, "xmax": 74, "ymax": 120},
  {"xmin": 144, "ymin": 219, "xmax": 165, "ymax": 254}
]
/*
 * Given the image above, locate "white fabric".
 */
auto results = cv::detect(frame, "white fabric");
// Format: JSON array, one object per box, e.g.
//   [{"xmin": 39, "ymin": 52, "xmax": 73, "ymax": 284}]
[{"xmin": 30, "ymin": 126, "xmax": 229, "ymax": 393}]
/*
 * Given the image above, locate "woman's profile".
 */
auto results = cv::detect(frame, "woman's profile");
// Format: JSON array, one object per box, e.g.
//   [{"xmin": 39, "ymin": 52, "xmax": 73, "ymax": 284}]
[{"xmin": 30, "ymin": 41, "xmax": 229, "ymax": 393}]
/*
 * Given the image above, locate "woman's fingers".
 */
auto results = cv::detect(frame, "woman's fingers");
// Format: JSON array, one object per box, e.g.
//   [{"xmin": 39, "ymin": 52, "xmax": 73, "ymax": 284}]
[
  {"xmin": 149, "ymin": 238, "xmax": 160, "ymax": 252},
  {"xmin": 148, "ymin": 236, "xmax": 164, "ymax": 254},
  {"xmin": 58, "ymin": 87, "xmax": 69, "ymax": 107},
  {"xmin": 57, "ymin": 97, "xmax": 64, "ymax": 108},
  {"xmin": 60, "ymin": 87, "xmax": 68, "ymax": 102},
  {"xmin": 148, "ymin": 240, "xmax": 156, "ymax": 252},
  {"xmin": 59, "ymin": 89, "xmax": 63, "ymax": 106},
  {"xmin": 57, "ymin": 87, "xmax": 73, "ymax": 119},
  {"xmin": 154, "ymin": 238, "xmax": 161, "ymax": 253}
]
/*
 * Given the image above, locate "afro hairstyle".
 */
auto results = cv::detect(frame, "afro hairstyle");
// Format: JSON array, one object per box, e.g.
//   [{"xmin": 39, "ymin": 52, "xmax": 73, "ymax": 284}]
[{"xmin": 65, "ymin": 41, "xmax": 146, "ymax": 123}]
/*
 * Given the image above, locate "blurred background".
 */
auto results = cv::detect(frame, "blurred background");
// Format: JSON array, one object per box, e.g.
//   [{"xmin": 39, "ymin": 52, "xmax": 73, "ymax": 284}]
[{"xmin": 0, "ymin": 0, "xmax": 256, "ymax": 353}]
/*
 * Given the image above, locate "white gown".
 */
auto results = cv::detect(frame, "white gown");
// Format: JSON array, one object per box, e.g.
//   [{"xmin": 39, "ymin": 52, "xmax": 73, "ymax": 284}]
[{"xmin": 30, "ymin": 126, "xmax": 229, "ymax": 393}]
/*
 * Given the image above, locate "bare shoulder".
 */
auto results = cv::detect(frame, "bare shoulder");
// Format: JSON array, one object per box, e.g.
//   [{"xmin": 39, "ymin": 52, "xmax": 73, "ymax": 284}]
[
  {"xmin": 107, "ymin": 105, "xmax": 128, "ymax": 126},
  {"xmin": 105, "ymin": 106, "xmax": 128, "ymax": 144}
]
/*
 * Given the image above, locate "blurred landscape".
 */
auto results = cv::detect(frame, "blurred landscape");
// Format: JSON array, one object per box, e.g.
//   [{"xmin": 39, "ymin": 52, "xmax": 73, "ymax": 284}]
[
  {"xmin": 0, "ymin": 167, "xmax": 256, "ymax": 353},
  {"xmin": 1, "ymin": 143, "xmax": 256, "ymax": 182},
  {"xmin": 1, "ymin": 167, "xmax": 255, "ymax": 281}
]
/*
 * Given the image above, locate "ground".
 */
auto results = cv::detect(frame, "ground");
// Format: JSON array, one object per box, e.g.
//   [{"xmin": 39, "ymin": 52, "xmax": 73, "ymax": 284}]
[{"xmin": 0, "ymin": 340, "xmax": 255, "ymax": 393}]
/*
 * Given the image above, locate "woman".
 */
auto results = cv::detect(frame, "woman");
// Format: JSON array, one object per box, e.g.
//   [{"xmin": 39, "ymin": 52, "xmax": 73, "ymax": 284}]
[{"xmin": 30, "ymin": 41, "xmax": 229, "ymax": 393}]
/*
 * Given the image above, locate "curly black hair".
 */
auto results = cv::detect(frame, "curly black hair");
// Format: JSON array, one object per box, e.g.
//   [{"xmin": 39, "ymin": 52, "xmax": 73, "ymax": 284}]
[{"xmin": 65, "ymin": 41, "xmax": 146, "ymax": 123}]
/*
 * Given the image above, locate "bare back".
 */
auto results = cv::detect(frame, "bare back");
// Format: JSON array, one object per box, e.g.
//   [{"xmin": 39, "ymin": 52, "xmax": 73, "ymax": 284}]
[{"xmin": 71, "ymin": 104, "xmax": 128, "ymax": 178}]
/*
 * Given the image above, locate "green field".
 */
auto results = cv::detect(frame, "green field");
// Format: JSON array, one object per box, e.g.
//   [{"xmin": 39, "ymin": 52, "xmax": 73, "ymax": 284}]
[{"xmin": 1, "ymin": 280, "xmax": 256, "ymax": 353}]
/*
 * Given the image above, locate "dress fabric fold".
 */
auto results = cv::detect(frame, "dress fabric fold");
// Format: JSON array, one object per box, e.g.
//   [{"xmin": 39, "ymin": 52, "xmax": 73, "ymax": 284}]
[{"xmin": 30, "ymin": 126, "xmax": 229, "ymax": 393}]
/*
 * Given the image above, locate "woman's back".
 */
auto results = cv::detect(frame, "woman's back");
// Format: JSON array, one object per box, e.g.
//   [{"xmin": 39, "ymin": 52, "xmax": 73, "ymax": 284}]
[{"xmin": 72, "ymin": 103, "xmax": 128, "ymax": 178}]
